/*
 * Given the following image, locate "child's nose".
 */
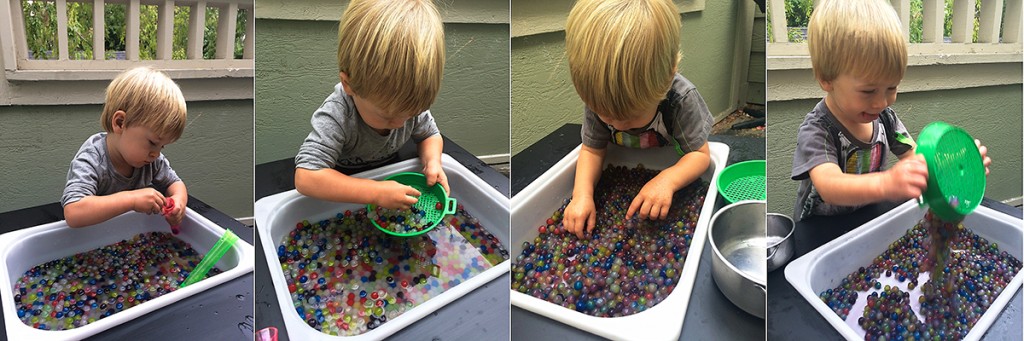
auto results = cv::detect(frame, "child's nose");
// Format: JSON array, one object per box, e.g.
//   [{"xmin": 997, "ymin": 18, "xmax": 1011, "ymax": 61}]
[{"xmin": 871, "ymin": 94, "xmax": 888, "ymax": 109}]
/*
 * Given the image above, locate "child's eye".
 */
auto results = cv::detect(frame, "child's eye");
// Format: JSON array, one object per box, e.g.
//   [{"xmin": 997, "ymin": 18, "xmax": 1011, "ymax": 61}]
[{"xmin": 861, "ymin": 90, "xmax": 875, "ymax": 94}]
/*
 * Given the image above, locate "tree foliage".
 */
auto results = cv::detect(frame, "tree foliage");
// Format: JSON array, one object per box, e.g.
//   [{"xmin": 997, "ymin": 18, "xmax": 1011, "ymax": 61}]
[
  {"xmin": 768, "ymin": 0, "xmax": 997, "ymax": 43},
  {"xmin": 21, "ymin": 0, "xmax": 246, "ymax": 60}
]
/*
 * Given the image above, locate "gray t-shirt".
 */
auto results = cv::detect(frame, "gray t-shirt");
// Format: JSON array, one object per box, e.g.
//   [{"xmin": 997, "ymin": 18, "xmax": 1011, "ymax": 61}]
[
  {"xmin": 791, "ymin": 99, "xmax": 914, "ymax": 220},
  {"xmin": 582, "ymin": 73, "xmax": 713, "ymax": 155},
  {"xmin": 295, "ymin": 83, "xmax": 440, "ymax": 170},
  {"xmin": 62, "ymin": 132, "xmax": 182, "ymax": 206}
]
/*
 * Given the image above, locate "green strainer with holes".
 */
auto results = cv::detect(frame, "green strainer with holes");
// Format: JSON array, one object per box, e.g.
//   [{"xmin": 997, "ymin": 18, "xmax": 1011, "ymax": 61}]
[
  {"xmin": 367, "ymin": 172, "xmax": 456, "ymax": 237},
  {"xmin": 716, "ymin": 160, "xmax": 767, "ymax": 203},
  {"xmin": 915, "ymin": 121, "xmax": 985, "ymax": 221}
]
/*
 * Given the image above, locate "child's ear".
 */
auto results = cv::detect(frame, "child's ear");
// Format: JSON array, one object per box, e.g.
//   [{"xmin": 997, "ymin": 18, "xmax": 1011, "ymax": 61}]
[
  {"xmin": 817, "ymin": 78, "xmax": 833, "ymax": 92},
  {"xmin": 339, "ymin": 71, "xmax": 353, "ymax": 94},
  {"xmin": 111, "ymin": 110, "xmax": 126, "ymax": 133}
]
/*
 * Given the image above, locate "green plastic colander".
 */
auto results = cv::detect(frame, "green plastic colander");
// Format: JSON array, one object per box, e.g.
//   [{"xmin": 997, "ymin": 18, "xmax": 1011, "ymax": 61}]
[
  {"xmin": 367, "ymin": 172, "xmax": 456, "ymax": 237},
  {"xmin": 915, "ymin": 121, "xmax": 985, "ymax": 221},
  {"xmin": 716, "ymin": 160, "xmax": 767, "ymax": 203}
]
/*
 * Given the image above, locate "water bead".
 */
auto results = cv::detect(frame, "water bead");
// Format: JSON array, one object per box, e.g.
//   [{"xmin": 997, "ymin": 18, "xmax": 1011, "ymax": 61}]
[
  {"xmin": 280, "ymin": 205, "xmax": 507, "ymax": 336},
  {"xmin": 13, "ymin": 232, "xmax": 220, "ymax": 330},
  {"xmin": 817, "ymin": 210, "xmax": 1021, "ymax": 340},
  {"xmin": 511, "ymin": 164, "xmax": 708, "ymax": 317}
]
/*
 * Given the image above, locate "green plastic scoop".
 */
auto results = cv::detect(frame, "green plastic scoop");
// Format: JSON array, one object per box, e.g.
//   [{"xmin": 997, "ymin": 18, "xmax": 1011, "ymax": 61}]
[
  {"xmin": 914, "ymin": 121, "xmax": 986, "ymax": 221},
  {"xmin": 367, "ymin": 172, "xmax": 456, "ymax": 237},
  {"xmin": 180, "ymin": 229, "xmax": 238, "ymax": 288}
]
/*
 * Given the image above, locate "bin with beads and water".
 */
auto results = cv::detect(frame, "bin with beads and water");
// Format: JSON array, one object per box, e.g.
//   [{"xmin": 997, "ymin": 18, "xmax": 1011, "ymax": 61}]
[
  {"xmin": 0, "ymin": 209, "xmax": 255, "ymax": 340},
  {"xmin": 785, "ymin": 201, "xmax": 1023, "ymax": 340},
  {"xmin": 254, "ymin": 154, "xmax": 511, "ymax": 340},
  {"xmin": 510, "ymin": 142, "xmax": 729, "ymax": 341}
]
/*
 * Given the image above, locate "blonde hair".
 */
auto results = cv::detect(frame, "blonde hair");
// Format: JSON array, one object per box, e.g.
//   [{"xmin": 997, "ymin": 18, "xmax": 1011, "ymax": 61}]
[
  {"xmin": 337, "ymin": 0, "xmax": 445, "ymax": 117},
  {"xmin": 808, "ymin": 0, "xmax": 907, "ymax": 83},
  {"xmin": 101, "ymin": 67, "xmax": 187, "ymax": 140},
  {"xmin": 565, "ymin": 0, "xmax": 680, "ymax": 120}
]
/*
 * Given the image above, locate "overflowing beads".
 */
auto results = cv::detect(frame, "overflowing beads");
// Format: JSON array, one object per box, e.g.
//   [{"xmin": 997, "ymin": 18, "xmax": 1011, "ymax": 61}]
[
  {"xmin": 511, "ymin": 164, "xmax": 708, "ymax": 317},
  {"xmin": 13, "ymin": 232, "xmax": 222, "ymax": 330},
  {"xmin": 818, "ymin": 210, "xmax": 1021, "ymax": 340},
  {"xmin": 279, "ymin": 206, "xmax": 508, "ymax": 336}
]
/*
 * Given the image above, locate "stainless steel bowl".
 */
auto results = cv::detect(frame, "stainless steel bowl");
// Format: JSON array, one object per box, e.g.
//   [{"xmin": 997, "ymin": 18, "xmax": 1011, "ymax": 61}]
[
  {"xmin": 708, "ymin": 200, "xmax": 767, "ymax": 319},
  {"xmin": 766, "ymin": 213, "xmax": 795, "ymax": 272}
]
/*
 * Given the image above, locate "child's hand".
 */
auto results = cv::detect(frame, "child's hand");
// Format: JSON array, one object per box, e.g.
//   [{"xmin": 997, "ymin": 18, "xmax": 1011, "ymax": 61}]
[
  {"xmin": 883, "ymin": 154, "xmax": 929, "ymax": 201},
  {"xmin": 374, "ymin": 180, "xmax": 421, "ymax": 209},
  {"xmin": 423, "ymin": 160, "xmax": 451, "ymax": 195},
  {"xmin": 164, "ymin": 195, "xmax": 187, "ymax": 228},
  {"xmin": 126, "ymin": 188, "xmax": 166, "ymax": 215},
  {"xmin": 564, "ymin": 196, "xmax": 596, "ymax": 239},
  {"xmin": 976, "ymin": 139, "xmax": 991, "ymax": 176},
  {"xmin": 627, "ymin": 178, "xmax": 674, "ymax": 220}
]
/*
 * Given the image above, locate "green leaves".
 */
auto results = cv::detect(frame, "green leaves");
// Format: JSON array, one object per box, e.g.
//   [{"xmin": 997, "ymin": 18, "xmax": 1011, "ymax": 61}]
[{"xmin": 21, "ymin": 0, "xmax": 247, "ymax": 61}]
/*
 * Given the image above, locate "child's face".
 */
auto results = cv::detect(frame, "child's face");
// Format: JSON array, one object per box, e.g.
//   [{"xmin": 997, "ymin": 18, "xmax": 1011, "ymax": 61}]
[
  {"xmin": 821, "ymin": 73, "xmax": 900, "ymax": 125},
  {"xmin": 112, "ymin": 119, "xmax": 175, "ymax": 168},
  {"xmin": 351, "ymin": 95, "xmax": 417, "ymax": 132},
  {"xmin": 595, "ymin": 102, "xmax": 660, "ymax": 131}
]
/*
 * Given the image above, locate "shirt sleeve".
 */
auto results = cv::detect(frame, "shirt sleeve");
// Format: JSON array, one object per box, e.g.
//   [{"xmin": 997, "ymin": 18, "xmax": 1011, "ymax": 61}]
[
  {"xmin": 151, "ymin": 155, "xmax": 182, "ymax": 190},
  {"xmin": 62, "ymin": 150, "xmax": 101, "ymax": 206},
  {"xmin": 410, "ymin": 110, "xmax": 440, "ymax": 142},
  {"xmin": 295, "ymin": 100, "xmax": 348, "ymax": 170},
  {"xmin": 581, "ymin": 108, "xmax": 611, "ymax": 149},
  {"xmin": 672, "ymin": 87, "xmax": 713, "ymax": 153},
  {"xmin": 792, "ymin": 117, "xmax": 840, "ymax": 180},
  {"xmin": 884, "ymin": 109, "xmax": 914, "ymax": 156}
]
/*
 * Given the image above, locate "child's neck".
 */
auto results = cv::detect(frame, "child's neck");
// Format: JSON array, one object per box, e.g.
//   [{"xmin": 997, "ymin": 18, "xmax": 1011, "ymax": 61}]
[{"xmin": 824, "ymin": 96, "xmax": 874, "ymax": 143}]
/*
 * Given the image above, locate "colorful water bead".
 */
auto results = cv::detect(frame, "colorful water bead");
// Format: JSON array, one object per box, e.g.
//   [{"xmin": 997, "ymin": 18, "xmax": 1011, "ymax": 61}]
[
  {"xmin": 818, "ymin": 211, "xmax": 1021, "ymax": 341},
  {"xmin": 13, "ymin": 232, "xmax": 221, "ymax": 330},
  {"xmin": 922, "ymin": 210, "xmax": 960, "ymax": 288},
  {"xmin": 511, "ymin": 164, "xmax": 708, "ymax": 317},
  {"xmin": 367, "ymin": 206, "xmax": 435, "ymax": 234},
  {"xmin": 279, "ymin": 206, "xmax": 508, "ymax": 336}
]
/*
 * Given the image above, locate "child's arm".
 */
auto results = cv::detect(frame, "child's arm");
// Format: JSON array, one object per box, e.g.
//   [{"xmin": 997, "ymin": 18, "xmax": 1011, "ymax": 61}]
[
  {"xmin": 627, "ymin": 142, "xmax": 711, "ymax": 220},
  {"xmin": 565, "ymin": 145, "xmax": 605, "ymax": 238},
  {"xmin": 418, "ymin": 134, "xmax": 450, "ymax": 194},
  {"xmin": 295, "ymin": 167, "xmax": 420, "ymax": 209},
  {"xmin": 64, "ymin": 188, "xmax": 166, "ymax": 228},
  {"xmin": 808, "ymin": 154, "xmax": 928, "ymax": 206}
]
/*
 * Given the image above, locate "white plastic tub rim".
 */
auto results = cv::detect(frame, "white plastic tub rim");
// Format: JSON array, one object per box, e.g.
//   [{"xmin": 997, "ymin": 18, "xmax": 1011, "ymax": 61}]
[
  {"xmin": 0, "ymin": 208, "xmax": 256, "ymax": 340},
  {"xmin": 784, "ymin": 200, "xmax": 1024, "ymax": 341},
  {"xmin": 510, "ymin": 142, "xmax": 730, "ymax": 341},
  {"xmin": 254, "ymin": 154, "xmax": 511, "ymax": 341}
]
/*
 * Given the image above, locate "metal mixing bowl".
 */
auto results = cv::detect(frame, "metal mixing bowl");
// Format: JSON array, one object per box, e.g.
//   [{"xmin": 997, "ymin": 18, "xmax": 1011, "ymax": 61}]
[
  {"xmin": 708, "ymin": 200, "xmax": 766, "ymax": 319},
  {"xmin": 766, "ymin": 213, "xmax": 795, "ymax": 272}
]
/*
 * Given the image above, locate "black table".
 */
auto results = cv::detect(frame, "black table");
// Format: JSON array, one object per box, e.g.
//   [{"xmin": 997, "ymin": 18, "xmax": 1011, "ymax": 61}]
[
  {"xmin": 0, "ymin": 197, "xmax": 255, "ymax": 341},
  {"xmin": 766, "ymin": 199, "xmax": 1023, "ymax": 340},
  {"xmin": 254, "ymin": 135, "xmax": 511, "ymax": 340},
  {"xmin": 510, "ymin": 124, "xmax": 767, "ymax": 340}
]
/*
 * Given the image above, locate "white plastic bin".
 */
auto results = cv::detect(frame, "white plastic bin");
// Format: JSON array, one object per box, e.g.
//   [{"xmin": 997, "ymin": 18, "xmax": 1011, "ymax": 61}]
[
  {"xmin": 254, "ymin": 154, "xmax": 510, "ymax": 340},
  {"xmin": 785, "ymin": 200, "xmax": 1024, "ymax": 340},
  {"xmin": 510, "ymin": 142, "xmax": 729, "ymax": 341},
  {"xmin": 0, "ymin": 208, "xmax": 255, "ymax": 340}
]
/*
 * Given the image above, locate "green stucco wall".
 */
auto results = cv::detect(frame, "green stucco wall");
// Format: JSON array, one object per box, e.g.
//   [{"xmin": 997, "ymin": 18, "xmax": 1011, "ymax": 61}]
[
  {"xmin": 255, "ymin": 19, "xmax": 511, "ymax": 164},
  {"xmin": 766, "ymin": 85, "xmax": 1024, "ymax": 216},
  {"xmin": 511, "ymin": 1, "xmax": 740, "ymax": 154},
  {"xmin": 0, "ymin": 100, "xmax": 255, "ymax": 217}
]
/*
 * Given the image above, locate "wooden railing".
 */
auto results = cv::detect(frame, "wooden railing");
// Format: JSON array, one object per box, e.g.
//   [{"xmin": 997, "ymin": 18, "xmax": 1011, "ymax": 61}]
[
  {"xmin": 0, "ymin": 0, "xmax": 253, "ymax": 78},
  {"xmin": 768, "ymin": 0, "xmax": 1022, "ymax": 45}
]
